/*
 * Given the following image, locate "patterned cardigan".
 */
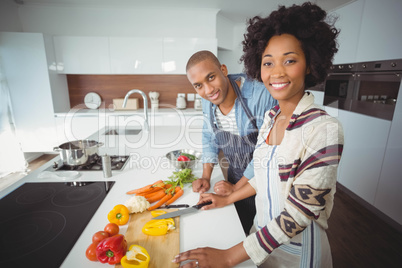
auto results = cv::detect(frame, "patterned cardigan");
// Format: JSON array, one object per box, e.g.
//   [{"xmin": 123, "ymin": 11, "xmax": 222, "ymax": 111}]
[{"xmin": 243, "ymin": 92, "xmax": 344, "ymax": 265}]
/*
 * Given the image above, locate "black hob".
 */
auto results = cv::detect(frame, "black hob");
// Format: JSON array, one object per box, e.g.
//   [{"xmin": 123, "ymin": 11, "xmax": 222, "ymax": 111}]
[
  {"xmin": 51, "ymin": 155, "xmax": 129, "ymax": 171},
  {"xmin": 0, "ymin": 181, "xmax": 114, "ymax": 267}
]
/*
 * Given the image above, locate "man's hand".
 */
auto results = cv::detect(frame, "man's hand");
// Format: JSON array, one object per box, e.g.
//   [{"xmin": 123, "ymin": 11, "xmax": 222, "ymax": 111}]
[
  {"xmin": 213, "ymin": 180, "xmax": 234, "ymax": 196},
  {"xmin": 192, "ymin": 178, "xmax": 211, "ymax": 194}
]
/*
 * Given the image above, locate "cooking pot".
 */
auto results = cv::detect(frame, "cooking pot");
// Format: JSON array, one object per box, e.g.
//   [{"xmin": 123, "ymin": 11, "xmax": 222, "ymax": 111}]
[{"xmin": 54, "ymin": 140, "xmax": 104, "ymax": 166}]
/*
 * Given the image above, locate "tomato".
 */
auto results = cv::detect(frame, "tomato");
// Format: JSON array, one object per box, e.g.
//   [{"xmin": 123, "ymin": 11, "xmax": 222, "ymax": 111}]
[
  {"xmin": 92, "ymin": 231, "xmax": 110, "ymax": 244},
  {"xmin": 104, "ymin": 222, "xmax": 119, "ymax": 236},
  {"xmin": 177, "ymin": 155, "xmax": 190, "ymax": 161},
  {"xmin": 85, "ymin": 242, "xmax": 99, "ymax": 262}
]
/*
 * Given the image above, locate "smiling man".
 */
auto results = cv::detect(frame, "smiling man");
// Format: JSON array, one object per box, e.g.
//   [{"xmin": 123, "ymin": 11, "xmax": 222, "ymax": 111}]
[{"xmin": 185, "ymin": 50, "xmax": 277, "ymax": 234}]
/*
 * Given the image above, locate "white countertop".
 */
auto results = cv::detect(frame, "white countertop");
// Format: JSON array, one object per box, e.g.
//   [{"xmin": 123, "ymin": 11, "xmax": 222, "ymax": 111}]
[
  {"xmin": 0, "ymin": 126, "xmax": 255, "ymax": 268},
  {"xmin": 55, "ymin": 108, "xmax": 203, "ymax": 117}
]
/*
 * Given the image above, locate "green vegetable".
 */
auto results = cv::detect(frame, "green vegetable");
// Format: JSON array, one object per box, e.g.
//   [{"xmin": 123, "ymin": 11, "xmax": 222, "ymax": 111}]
[
  {"xmin": 180, "ymin": 153, "xmax": 196, "ymax": 160},
  {"xmin": 164, "ymin": 168, "xmax": 197, "ymax": 191}
]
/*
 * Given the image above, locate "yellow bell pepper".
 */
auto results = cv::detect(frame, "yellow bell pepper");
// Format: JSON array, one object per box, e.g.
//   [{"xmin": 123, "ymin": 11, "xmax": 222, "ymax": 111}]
[
  {"xmin": 121, "ymin": 244, "xmax": 150, "ymax": 268},
  {"xmin": 150, "ymin": 210, "xmax": 167, "ymax": 217},
  {"xmin": 142, "ymin": 218, "xmax": 175, "ymax": 236},
  {"xmin": 107, "ymin": 204, "xmax": 130, "ymax": 225}
]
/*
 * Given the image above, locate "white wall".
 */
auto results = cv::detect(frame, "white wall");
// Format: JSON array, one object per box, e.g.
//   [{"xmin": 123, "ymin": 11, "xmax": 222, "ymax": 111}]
[
  {"xmin": 0, "ymin": 1, "xmax": 22, "ymax": 32},
  {"xmin": 18, "ymin": 4, "xmax": 218, "ymax": 38}
]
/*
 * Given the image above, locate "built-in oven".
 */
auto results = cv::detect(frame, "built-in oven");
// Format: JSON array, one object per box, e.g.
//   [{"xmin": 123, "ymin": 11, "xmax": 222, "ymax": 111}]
[{"xmin": 324, "ymin": 59, "xmax": 402, "ymax": 120}]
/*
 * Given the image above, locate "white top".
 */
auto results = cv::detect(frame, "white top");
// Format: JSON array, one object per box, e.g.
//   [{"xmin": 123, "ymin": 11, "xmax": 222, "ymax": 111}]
[
  {"xmin": 215, "ymin": 105, "xmax": 239, "ymax": 135},
  {"xmin": 214, "ymin": 76, "xmax": 244, "ymax": 135}
]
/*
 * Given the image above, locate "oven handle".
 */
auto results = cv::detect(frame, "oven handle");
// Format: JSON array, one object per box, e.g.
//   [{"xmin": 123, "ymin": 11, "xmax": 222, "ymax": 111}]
[
  {"xmin": 327, "ymin": 72, "xmax": 354, "ymax": 76},
  {"xmin": 355, "ymin": 71, "xmax": 400, "ymax": 77}
]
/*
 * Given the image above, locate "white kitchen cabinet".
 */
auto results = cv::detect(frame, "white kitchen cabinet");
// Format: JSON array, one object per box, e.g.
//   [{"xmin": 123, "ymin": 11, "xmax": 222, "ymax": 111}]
[
  {"xmin": 53, "ymin": 36, "xmax": 110, "ymax": 74},
  {"xmin": 355, "ymin": 0, "xmax": 402, "ymax": 62},
  {"xmin": 325, "ymin": 107, "xmax": 391, "ymax": 205},
  {"xmin": 109, "ymin": 37, "xmax": 163, "ymax": 74},
  {"xmin": 0, "ymin": 32, "xmax": 69, "ymax": 152},
  {"xmin": 374, "ymin": 91, "xmax": 402, "ymax": 225},
  {"xmin": 331, "ymin": 0, "xmax": 402, "ymax": 63},
  {"xmin": 162, "ymin": 37, "xmax": 217, "ymax": 74},
  {"xmin": 330, "ymin": 0, "xmax": 363, "ymax": 64}
]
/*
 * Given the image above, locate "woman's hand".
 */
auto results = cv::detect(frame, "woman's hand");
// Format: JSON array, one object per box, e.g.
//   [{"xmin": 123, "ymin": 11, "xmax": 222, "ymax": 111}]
[
  {"xmin": 213, "ymin": 180, "xmax": 234, "ymax": 196},
  {"xmin": 172, "ymin": 247, "xmax": 231, "ymax": 268},
  {"xmin": 198, "ymin": 193, "xmax": 230, "ymax": 210},
  {"xmin": 192, "ymin": 178, "xmax": 211, "ymax": 194},
  {"xmin": 172, "ymin": 243, "xmax": 249, "ymax": 268}
]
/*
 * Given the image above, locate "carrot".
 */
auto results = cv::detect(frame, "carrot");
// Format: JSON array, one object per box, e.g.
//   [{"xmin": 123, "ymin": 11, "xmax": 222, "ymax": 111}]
[
  {"xmin": 146, "ymin": 190, "xmax": 167, "ymax": 203},
  {"xmin": 165, "ymin": 188, "xmax": 184, "ymax": 206},
  {"xmin": 126, "ymin": 180, "xmax": 164, "ymax": 195},
  {"xmin": 136, "ymin": 187, "xmax": 164, "ymax": 197},
  {"xmin": 143, "ymin": 189, "xmax": 165, "ymax": 200},
  {"xmin": 147, "ymin": 193, "xmax": 173, "ymax": 211}
]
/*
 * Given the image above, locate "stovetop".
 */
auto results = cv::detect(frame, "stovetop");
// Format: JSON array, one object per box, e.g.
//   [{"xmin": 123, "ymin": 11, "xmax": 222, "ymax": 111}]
[
  {"xmin": 51, "ymin": 154, "xmax": 129, "ymax": 171},
  {"xmin": 0, "ymin": 181, "xmax": 115, "ymax": 267}
]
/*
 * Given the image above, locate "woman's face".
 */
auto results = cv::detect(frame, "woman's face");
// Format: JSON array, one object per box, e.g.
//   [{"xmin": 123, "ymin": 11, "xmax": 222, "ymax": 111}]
[{"xmin": 260, "ymin": 34, "xmax": 309, "ymax": 104}]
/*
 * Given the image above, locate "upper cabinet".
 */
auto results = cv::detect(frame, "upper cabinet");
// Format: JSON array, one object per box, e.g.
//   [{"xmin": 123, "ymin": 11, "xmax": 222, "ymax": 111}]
[
  {"xmin": 53, "ymin": 36, "xmax": 217, "ymax": 74},
  {"xmin": 0, "ymin": 32, "xmax": 69, "ymax": 152},
  {"xmin": 53, "ymin": 36, "xmax": 111, "ymax": 74},
  {"xmin": 162, "ymin": 37, "xmax": 217, "ymax": 74},
  {"xmin": 331, "ymin": 0, "xmax": 402, "ymax": 63},
  {"xmin": 109, "ymin": 37, "xmax": 163, "ymax": 74}
]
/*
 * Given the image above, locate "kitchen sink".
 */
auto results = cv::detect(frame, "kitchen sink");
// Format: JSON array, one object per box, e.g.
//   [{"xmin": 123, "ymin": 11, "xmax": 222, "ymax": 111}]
[{"xmin": 103, "ymin": 129, "xmax": 142, "ymax": 135}]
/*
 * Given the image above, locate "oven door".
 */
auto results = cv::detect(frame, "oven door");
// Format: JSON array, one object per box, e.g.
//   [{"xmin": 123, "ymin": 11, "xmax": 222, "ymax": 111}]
[
  {"xmin": 324, "ymin": 71, "xmax": 401, "ymax": 120},
  {"xmin": 323, "ymin": 72, "xmax": 355, "ymax": 110}
]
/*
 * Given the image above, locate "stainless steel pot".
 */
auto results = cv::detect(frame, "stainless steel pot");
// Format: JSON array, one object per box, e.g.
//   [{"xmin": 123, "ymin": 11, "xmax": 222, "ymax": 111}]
[{"xmin": 54, "ymin": 140, "xmax": 104, "ymax": 166}]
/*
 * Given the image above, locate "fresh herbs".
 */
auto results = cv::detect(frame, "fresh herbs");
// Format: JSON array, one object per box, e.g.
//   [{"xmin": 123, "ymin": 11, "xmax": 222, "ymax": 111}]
[
  {"xmin": 179, "ymin": 153, "xmax": 196, "ymax": 160},
  {"xmin": 164, "ymin": 168, "xmax": 197, "ymax": 190}
]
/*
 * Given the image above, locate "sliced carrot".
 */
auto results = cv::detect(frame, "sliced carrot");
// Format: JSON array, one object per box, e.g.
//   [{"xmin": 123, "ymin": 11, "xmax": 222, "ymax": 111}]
[
  {"xmin": 146, "ymin": 191, "xmax": 167, "ymax": 203},
  {"xmin": 165, "ymin": 188, "xmax": 184, "ymax": 206},
  {"xmin": 126, "ymin": 180, "xmax": 164, "ymax": 195},
  {"xmin": 148, "ymin": 193, "xmax": 173, "ymax": 211}
]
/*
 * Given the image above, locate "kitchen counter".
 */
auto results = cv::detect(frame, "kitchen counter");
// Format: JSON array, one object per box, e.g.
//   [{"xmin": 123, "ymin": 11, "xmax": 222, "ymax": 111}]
[
  {"xmin": 0, "ymin": 126, "xmax": 255, "ymax": 267},
  {"xmin": 54, "ymin": 108, "xmax": 203, "ymax": 117}
]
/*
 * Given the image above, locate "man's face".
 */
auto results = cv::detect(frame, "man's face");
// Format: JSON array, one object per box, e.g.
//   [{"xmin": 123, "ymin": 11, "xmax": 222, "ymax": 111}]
[{"xmin": 186, "ymin": 60, "xmax": 230, "ymax": 106}]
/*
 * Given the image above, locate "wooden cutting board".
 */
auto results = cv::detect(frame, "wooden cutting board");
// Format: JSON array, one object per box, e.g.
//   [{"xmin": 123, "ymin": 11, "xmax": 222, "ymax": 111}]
[{"xmin": 115, "ymin": 209, "xmax": 180, "ymax": 268}]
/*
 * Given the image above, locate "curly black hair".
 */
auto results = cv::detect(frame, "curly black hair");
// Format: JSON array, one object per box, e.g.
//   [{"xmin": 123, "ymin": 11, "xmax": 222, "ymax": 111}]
[{"xmin": 241, "ymin": 2, "xmax": 339, "ymax": 88}]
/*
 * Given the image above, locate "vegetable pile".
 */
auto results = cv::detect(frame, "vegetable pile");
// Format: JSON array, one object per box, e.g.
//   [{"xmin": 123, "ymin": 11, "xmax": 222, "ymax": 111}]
[
  {"xmin": 126, "ymin": 168, "xmax": 197, "ymax": 210},
  {"xmin": 85, "ymin": 222, "xmax": 126, "ymax": 263},
  {"xmin": 177, "ymin": 153, "xmax": 196, "ymax": 161}
]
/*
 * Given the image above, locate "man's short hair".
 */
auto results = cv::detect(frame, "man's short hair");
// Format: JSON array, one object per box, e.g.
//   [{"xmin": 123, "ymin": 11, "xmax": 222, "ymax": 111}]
[{"xmin": 186, "ymin": 50, "xmax": 221, "ymax": 72}]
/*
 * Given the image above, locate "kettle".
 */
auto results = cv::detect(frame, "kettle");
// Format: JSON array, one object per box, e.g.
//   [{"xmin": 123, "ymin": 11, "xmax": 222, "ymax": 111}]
[
  {"xmin": 194, "ymin": 97, "xmax": 202, "ymax": 111},
  {"xmin": 176, "ymin": 94, "xmax": 186, "ymax": 109}
]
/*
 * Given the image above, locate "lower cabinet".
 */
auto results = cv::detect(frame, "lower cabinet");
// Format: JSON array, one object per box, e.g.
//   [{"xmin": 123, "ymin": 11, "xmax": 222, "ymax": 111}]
[
  {"xmin": 324, "ymin": 107, "xmax": 391, "ymax": 205},
  {"xmin": 374, "ymin": 93, "xmax": 402, "ymax": 225}
]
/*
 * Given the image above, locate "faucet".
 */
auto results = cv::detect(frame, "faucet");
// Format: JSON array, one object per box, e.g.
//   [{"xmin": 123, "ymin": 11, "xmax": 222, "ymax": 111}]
[{"xmin": 123, "ymin": 89, "xmax": 149, "ymax": 131}]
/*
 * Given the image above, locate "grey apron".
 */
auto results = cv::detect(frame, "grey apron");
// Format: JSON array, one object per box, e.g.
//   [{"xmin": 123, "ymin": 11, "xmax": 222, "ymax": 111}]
[{"xmin": 209, "ymin": 78, "xmax": 258, "ymax": 234}]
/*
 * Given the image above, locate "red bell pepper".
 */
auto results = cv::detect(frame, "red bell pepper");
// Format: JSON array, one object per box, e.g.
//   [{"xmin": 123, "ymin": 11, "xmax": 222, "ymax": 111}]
[
  {"xmin": 96, "ymin": 234, "xmax": 127, "ymax": 264},
  {"xmin": 177, "ymin": 155, "xmax": 190, "ymax": 161}
]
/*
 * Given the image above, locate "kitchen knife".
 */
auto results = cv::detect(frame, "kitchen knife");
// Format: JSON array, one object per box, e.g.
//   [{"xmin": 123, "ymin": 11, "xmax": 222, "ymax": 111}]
[
  {"xmin": 152, "ymin": 201, "xmax": 212, "ymax": 219},
  {"xmin": 160, "ymin": 204, "xmax": 190, "ymax": 209}
]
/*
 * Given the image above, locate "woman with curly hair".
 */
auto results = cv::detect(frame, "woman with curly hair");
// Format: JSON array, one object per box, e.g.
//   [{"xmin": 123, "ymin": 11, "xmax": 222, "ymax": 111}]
[{"xmin": 172, "ymin": 2, "xmax": 344, "ymax": 267}]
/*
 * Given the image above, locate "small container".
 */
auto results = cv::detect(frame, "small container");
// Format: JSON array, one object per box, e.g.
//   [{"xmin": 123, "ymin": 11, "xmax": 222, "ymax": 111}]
[{"xmin": 102, "ymin": 154, "xmax": 112, "ymax": 178}]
